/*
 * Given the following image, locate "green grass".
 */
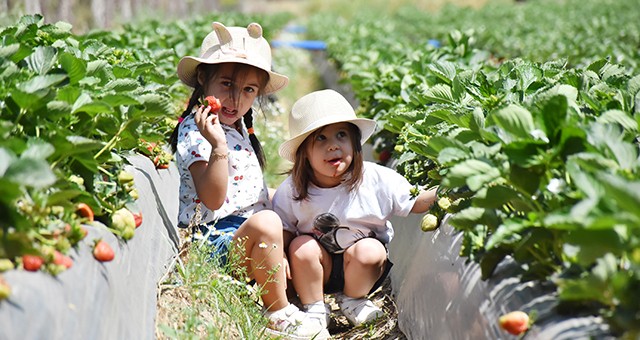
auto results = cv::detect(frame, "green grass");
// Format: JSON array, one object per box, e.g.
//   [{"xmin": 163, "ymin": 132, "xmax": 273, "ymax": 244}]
[{"xmin": 156, "ymin": 237, "xmax": 273, "ymax": 339}]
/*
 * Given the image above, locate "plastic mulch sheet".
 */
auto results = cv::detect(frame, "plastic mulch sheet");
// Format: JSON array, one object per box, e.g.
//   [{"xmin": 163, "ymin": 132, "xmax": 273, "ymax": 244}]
[
  {"xmin": 388, "ymin": 214, "xmax": 614, "ymax": 340},
  {"xmin": 0, "ymin": 154, "xmax": 180, "ymax": 340}
]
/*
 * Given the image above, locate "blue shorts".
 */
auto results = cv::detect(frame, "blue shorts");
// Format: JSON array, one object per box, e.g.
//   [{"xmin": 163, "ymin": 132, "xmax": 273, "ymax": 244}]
[{"xmin": 194, "ymin": 215, "xmax": 246, "ymax": 265}]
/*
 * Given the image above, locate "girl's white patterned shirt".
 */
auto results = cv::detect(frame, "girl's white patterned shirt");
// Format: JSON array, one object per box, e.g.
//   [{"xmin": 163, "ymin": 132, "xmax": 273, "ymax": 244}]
[{"xmin": 175, "ymin": 113, "xmax": 270, "ymax": 227}]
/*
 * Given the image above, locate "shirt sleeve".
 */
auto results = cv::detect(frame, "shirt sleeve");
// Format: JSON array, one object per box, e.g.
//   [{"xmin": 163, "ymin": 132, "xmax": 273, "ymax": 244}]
[
  {"xmin": 375, "ymin": 163, "xmax": 416, "ymax": 217},
  {"xmin": 272, "ymin": 177, "xmax": 299, "ymax": 234},
  {"xmin": 176, "ymin": 115, "xmax": 211, "ymax": 170}
]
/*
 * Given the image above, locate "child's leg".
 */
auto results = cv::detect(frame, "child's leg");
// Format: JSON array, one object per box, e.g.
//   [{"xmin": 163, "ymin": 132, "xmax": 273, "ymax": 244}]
[
  {"xmin": 342, "ymin": 238, "xmax": 387, "ymax": 298},
  {"xmin": 288, "ymin": 234, "xmax": 332, "ymax": 305},
  {"xmin": 232, "ymin": 210, "xmax": 288, "ymax": 312}
]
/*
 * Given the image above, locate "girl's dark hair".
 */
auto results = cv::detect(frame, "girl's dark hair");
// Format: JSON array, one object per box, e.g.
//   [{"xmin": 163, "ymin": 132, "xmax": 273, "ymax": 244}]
[
  {"xmin": 290, "ymin": 123, "xmax": 364, "ymax": 201},
  {"xmin": 168, "ymin": 63, "xmax": 269, "ymax": 168}
]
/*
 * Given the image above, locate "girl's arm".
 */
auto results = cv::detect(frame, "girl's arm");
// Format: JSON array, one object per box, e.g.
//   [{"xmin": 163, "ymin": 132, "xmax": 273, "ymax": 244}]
[
  {"xmin": 189, "ymin": 149, "xmax": 229, "ymax": 211},
  {"xmin": 410, "ymin": 186, "xmax": 438, "ymax": 214},
  {"xmin": 189, "ymin": 105, "xmax": 230, "ymax": 211}
]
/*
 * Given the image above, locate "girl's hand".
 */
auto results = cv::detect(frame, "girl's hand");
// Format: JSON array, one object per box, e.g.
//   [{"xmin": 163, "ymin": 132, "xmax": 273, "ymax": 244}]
[{"xmin": 194, "ymin": 103, "xmax": 226, "ymax": 148}]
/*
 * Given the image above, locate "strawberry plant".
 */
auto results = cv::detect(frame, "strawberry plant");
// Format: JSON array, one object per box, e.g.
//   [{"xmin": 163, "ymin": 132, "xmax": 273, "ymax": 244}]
[{"xmin": 307, "ymin": 0, "xmax": 640, "ymax": 335}]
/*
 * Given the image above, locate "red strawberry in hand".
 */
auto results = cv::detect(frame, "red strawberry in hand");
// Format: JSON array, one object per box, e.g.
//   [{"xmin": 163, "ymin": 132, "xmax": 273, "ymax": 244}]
[
  {"xmin": 93, "ymin": 240, "xmax": 115, "ymax": 262},
  {"xmin": 202, "ymin": 95, "xmax": 221, "ymax": 112}
]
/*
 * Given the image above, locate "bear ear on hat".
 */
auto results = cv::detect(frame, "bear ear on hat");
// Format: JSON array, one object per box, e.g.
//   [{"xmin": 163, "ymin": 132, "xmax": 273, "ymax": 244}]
[
  {"xmin": 246, "ymin": 23, "xmax": 263, "ymax": 38},
  {"xmin": 212, "ymin": 22, "xmax": 232, "ymax": 45}
]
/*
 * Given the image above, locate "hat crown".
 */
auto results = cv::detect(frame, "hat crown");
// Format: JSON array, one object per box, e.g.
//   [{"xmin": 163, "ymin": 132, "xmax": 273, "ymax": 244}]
[
  {"xmin": 199, "ymin": 22, "xmax": 272, "ymax": 70},
  {"xmin": 288, "ymin": 89, "xmax": 357, "ymax": 138},
  {"xmin": 176, "ymin": 21, "xmax": 289, "ymax": 94},
  {"xmin": 278, "ymin": 89, "xmax": 377, "ymax": 163}
]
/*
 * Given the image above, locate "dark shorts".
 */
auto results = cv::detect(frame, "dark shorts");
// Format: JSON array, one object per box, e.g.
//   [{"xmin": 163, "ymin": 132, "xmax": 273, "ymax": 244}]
[
  {"xmin": 323, "ymin": 238, "xmax": 394, "ymax": 295},
  {"xmin": 195, "ymin": 215, "xmax": 247, "ymax": 265}
]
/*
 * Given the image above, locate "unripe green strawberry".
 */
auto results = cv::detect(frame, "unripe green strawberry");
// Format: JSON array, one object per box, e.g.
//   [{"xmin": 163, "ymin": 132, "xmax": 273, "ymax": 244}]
[
  {"xmin": 0, "ymin": 276, "xmax": 10, "ymax": 300},
  {"xmin": 117, "ymin": 171, "xmax": 134, "ymax": 184},
  {"xmin": 129, "ymin": 189, "xmax": 139, "ymax": 200},
  {"xmin": 68, "ymin": 174, "xmax": 84, "ymax": 187},
  {"xmin": 121, "ymin": 225, "xmax": 135, "ymax": 240},
  {"xmin": 421, "ymin": 214, "xmax": 439, "ymax": 232},
  {"xmin": 0, "ymin": 259, "xmax": 14, "ymax": 272},
  {"xmin": 437, "ymin": 197, "xmax": 451, "ymax": 210},
  {"xmin": 111, "ymin": 208, "xmax": 136, "ymax": 232}
]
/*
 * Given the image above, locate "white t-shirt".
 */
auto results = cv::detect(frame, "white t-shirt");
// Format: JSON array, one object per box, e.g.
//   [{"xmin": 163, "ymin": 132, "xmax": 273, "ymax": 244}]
[
  {"xmin": 175, "ymin": 113, "xmax": 270, "ymax": 227},
  {"xmin": 272, "ymin": 161, "xmax": 416, "ymax": 247}
]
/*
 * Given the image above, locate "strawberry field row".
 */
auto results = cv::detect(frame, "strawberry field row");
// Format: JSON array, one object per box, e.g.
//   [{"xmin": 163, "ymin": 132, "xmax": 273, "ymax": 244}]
[
  {"xmin": 0, "ymin": 12, "xmax": 290, "ymax": 298},
  {"xmin": 306, "ymin": 0, "xmax": 640, "ymax": 336}
]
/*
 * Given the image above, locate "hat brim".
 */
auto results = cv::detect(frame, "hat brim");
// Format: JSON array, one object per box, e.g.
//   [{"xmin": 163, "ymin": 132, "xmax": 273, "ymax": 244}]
[
  {"xmin": 177, "ymin": 55, "xmax": 289, "ymax": 95},
  {"xmin": 278, "ymin": 117, "xmax": 377, "ymax": 163}
]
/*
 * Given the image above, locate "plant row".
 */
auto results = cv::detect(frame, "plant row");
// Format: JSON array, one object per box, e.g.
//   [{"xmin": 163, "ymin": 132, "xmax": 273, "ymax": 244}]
[{"xmin": 306, "ymin": 0, "xmax": 640, "ymax": 336}]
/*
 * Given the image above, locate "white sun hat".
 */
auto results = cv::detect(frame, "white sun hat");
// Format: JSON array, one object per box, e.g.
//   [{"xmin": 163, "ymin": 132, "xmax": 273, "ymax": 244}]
[
  {"xmin": 279, "ymin": 89, "xmax": 377, "ymax": 163},
  {"xmin": 177, "ymin": 22, "xmax": 289, "ymax": 94}
]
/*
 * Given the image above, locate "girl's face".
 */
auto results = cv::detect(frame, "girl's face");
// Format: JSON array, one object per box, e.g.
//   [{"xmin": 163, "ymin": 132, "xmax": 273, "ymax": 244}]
[
  {"xmin": 200, "ymin": 63, "xmax": 262, "ymax": 127},
  {"xmin": 305, "ymin": 122, "xmax": 355, "ymax": 188}
]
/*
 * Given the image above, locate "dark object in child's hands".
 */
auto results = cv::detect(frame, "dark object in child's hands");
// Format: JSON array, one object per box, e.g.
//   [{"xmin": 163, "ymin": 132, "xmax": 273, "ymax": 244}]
[{"xmin": 312, "ymin": 213, "xmax": 375, "ymax": 254}]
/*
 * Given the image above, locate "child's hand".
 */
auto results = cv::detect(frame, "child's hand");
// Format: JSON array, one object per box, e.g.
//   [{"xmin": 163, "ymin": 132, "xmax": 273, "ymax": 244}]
[{"xmin": 194, "ymin": 102, "xmax": 226, "ymax": 149}]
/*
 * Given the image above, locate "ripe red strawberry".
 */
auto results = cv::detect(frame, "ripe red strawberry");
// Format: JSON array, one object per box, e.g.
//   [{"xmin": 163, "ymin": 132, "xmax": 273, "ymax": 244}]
[
  {"xmin": 53, "ymin": 251, "xmax": 73, "ymax": 269},
  {"xmin": 499, "ymin": 311, "xmax": 530, "ymax": 335},
  {"xmin": 202, "ymin": 95, "xmax": 221, "ymax": 112},
  {"xmin": 76, "ymin": 203, "xmax": 94, "ymax": 222},
  {"xmin": 378, "ymin": 149, "xmax": 391, "ymax": 163},
  {"xmin": 133, "ymin": 212, "xmax": 143, "ymax": 228},
  {"xmin": 22, "ymin": 254, "xmax": 44, "ymax": 271},
  {"xmin": 93, "ymin": 240, "xmax": 115, "ymax": 262}
]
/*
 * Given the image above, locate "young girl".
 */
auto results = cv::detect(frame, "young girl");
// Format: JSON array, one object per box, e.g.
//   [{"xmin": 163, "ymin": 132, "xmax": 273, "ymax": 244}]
[
  {"xmin": 273, "ymin": 89, "xmax": 438, "ymax": 330},
  {"xmin": 169, "ymin": 22, "xmax": 329, "ymax": 340}
]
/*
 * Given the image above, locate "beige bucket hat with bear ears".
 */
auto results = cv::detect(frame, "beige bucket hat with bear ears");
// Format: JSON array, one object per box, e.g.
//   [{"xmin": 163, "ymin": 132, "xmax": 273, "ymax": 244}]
[
  {"xmin": 177, "ymin": 22, "xmax": 289, "ymax": 95},
  {"xmin": 279, "ymin": 89, "xmax": 377, "ymax": 163}
]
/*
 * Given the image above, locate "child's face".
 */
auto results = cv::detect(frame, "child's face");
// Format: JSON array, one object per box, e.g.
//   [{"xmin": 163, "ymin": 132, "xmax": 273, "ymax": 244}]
[
  {"xmin": 305, "ymin": 122, "xmax": 355, "ymax": 188},
  {"xmin": 202, "ymin": 63, "xmax": 261, "ymax": 126}
]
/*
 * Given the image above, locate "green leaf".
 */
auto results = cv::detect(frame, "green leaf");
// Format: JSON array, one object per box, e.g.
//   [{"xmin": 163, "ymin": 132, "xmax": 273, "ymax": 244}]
[
  {"xmin": 101, "ymin": 94, "xmax": 140, "ymax": 107},
  {"xmin": 136, "ymin": 93, "xmax": 173, "ymax": 117},
  {"xmin": 479, "ymin": 247, "xmax": 510, "ymax": 280},
  {"xmin": 445, "ymin": 159, "xmax": 502, "ymax": 191},
  {"xmin": 47, "ymin": 189, "xmax": 83, "ymax": 205},
  {"xmin": 0, "ymin": 148, "xmax": 17, "ymax": 176},
  {"xmin": 485, "ymin": 220, "xmax": 526, "ymax": 249},
  {"xmin": 564, "ymin": 230, "xmax": 624, "ymax": 267},
  {"xmin": 25, "ymin": 46, "xmax": 57, "ymax": 75},
  {"xmin": 597, "ymin": 172, "xmax": 640, "ymax": 221},
  {"xmin": 428, "ymin": 60, "xmax": 457, "ymax": 84},
  {"xmin": 423, "ymin": 84, "xmax": 455, "ymax": 105},
  {"xmin": 16, "ymin": 74, "xmax": 67, "ymax": 94},
  {"xmin": 437, "ymin": 147, "xmax": 469, "ymax": 165},
  {"xmin": 539, "ymin": 95, "xmax": 568, "ymax": 140},
  {"xmin": 489, "ymin": 104, "xmax": 536, "ymax": 141},
  {"xmin": 474, "ymin": 185, "xmax": 531, "ymax": 211},
  {"xmin": 597, "ymin": 110, "xmax": 637, "ymax": 132},
  {"xmin": 449, "ymin": 206, "xmax": 499, "ymax": 229},
  {"xmin": 105, "ymin": 78, "xmax": 141, "ymax": 92},
  {"xmin": 21, "ymin": 139, "xmax": 55, "ymax": 160},
  {"xmin": 4, "ymin": 158, "xmax": 56, "ymax": 188},
  {"xmin": 59, "ymin": 52, "xmax": 87, "ymax": 85}
]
